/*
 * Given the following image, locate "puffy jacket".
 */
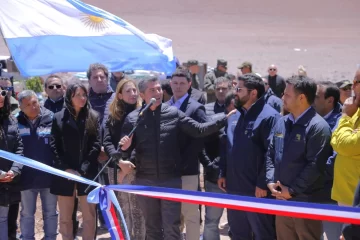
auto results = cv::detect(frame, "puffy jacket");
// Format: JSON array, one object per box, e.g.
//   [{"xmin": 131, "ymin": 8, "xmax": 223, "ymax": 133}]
[
  {"xmin": 121, "ymin": 103, "xmax": 227, "ymax": 180},
  {"xmin": 0, "ymin": 116, "xmax": 23, "ymax": 206},
  {"xmin": 50, "ymin": 108, "xmax": 101, "ymax": 196},
  {"xmin": 16, "ymin": 107, "xmax": 54, "ymax": 191},
  {"xmin": 266, "ymin": 107, "xmax": 332, "ymax": 202},
  {"xmin": 331, "ymin": 108, "xmax": 360, "ymax": 205},
  {"xmin": 264, "ymin": 88, "xmax": 282, "ymax": 113},
  {"xmin": 88, "ymin": 87, "xmax": 114, "ymax": 127},
  {"xmin": 199, "ymin": 101, "xmax": 225, "ymax": 184}
]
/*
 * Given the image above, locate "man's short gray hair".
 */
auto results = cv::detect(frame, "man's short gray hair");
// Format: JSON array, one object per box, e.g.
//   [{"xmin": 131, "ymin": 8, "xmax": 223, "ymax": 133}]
[
  {"xmin": 138, "ymin": 75, "xmax": 159, "ymax": 93},
  {"xmin": 18, "ymin": 90, "xmax": 38, "ymax": 104},
  {"xmin": 214, "ymin": 77, "xmax": 232, "ymax": 89}
]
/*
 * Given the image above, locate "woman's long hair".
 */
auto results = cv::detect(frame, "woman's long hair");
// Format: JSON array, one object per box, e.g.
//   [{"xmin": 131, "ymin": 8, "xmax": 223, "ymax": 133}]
[
  {"xmin": 109, "ymin": 79, "xmax": 141, "ymax": 122},
  {"xmin": 0, "ymin": 94, "xmax": 11, "ymax": 123},
  {"xmin": 64, "ymin": 82, "xmax": 98, "ymax": 135}
]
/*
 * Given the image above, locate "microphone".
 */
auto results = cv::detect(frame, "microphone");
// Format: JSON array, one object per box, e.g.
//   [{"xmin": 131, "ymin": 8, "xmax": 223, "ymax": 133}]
[{"xmin": 139, "ymin": 98, "xmax": 156, "ymax": 117}]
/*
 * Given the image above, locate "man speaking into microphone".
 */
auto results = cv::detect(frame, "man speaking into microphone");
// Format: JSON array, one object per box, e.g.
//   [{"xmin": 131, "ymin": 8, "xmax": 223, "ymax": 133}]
[{"xmin": 119, "ymin": 75, "xmax": 235, "ymax": 240}]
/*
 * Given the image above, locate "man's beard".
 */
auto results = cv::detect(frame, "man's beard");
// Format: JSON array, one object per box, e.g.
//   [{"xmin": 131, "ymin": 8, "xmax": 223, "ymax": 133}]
[{"xmin": 234, "ymin": 96, "xmax": 248, "ymax": 110}]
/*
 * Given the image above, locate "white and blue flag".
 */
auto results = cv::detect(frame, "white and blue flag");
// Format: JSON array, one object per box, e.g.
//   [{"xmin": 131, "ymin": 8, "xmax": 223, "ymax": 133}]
[{"xmin": 0, "ymin": 0, "xmax": 176, "ymax": 77}]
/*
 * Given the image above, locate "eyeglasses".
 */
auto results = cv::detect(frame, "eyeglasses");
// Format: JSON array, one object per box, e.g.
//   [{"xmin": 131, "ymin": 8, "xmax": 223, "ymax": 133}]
[
  {"xmin": 236, "ymin": 87, "xmax": 254, "ymax": 92},
  {"xmin": 48, "ymin": 84, "xmax": 62, "ymax": 90},
  {"xmin": 264, "ymin": 82, "xmax": 269, "ymax": 85},
  {"xmin": 269, "ymin": 68, "xmax": 277, "ymax": 71},
  {"xmin": 1, "ymin": 86, "xmax": 13, "ymax": 91}
]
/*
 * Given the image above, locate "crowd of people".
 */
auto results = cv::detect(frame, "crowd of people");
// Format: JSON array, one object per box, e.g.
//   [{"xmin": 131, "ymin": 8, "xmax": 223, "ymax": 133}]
[{"xmin": 0, "ymin": 59, "xmax": 359, "ymax": 240}]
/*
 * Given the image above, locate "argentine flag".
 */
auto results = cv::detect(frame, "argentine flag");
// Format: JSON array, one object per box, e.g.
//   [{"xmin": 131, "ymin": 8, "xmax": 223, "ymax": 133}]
[{"xmin": 0, "ymin": 0, "xmax": 176, "ymax": 77}]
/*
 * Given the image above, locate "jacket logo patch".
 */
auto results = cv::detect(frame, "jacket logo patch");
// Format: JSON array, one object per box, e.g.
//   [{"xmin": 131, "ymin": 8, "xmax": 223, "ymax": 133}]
[
  {"xmin": 37, "ymin": 127, "xmax": 51, "ymax": 137},
  {"xmin": 295, "ymin": 134, "xmax": 301, "ymax": 142},
  {"xmin": 18, "ymin": 127, "xmax": 30, "ymax": 136},
  {"xmin": 275, "ymin": 133, "xmax": 284, "ymax": 138}
]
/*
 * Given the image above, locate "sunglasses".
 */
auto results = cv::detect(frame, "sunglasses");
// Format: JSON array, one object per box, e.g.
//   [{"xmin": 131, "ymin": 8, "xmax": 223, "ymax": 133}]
[
  {"xmin": 1, "ymin": 86, "xmax": 13, "ymax": 91},
  {"xmin": 236, "ymin": 87, "xmax": 254, "ymax": 92},
  {"xmin": 342, "ymin": 85, "xmax": 352, "ymax": 91},
  {"xmin": 269, "ymin": 68, "xmax": 277, "ymax": 71},
  {"xmin": 48, "ymin": 84, "xmax": 62, "ymax": 90}
]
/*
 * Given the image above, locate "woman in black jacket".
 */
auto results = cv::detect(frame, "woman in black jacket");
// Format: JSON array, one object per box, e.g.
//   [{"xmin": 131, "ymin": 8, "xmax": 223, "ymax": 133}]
[
  {"xmin": 0, "ymin": 87, "xmax": 23, "ymax": 240},
  {"xmin": 103, "ymin": 78, "xmax": 145, "ymax": 240},
  {"xmin": 50, "ymin": 82, "xmax": 101, "ymax": 240}
]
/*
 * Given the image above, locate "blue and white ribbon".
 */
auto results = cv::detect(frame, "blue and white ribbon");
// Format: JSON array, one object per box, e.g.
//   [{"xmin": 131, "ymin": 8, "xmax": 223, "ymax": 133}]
[{"xmin": 1, "ymin": 149, "xmax": 360, "ymax": 240}]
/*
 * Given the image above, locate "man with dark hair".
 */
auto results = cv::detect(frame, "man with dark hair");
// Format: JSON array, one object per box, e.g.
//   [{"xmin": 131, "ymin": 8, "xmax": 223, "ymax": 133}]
[
  {"xmin": 204, "ymin": 59, "xmax": 228, "ymax": 103},
  {"xmin": 313, "ymin": 80, "xmax": 342, "ymax": 239},
  {"xmin": 218, "ymin": 73, "xmax": 280, "ymax": 240},
  {"xmin": 200, "ymin": 77, "xmax": 231, "ymax": 240},
  {"xmin": 161, "ymin": 79, "xmax": 173, "ymax": 102},
  {"xmin": 266, "ymin": 75, "xmax": 332, "ymax": 240},
  {"xmin": 187, "ymin": 60, "xmax": 200, "ymax": 90},
  {"xmin": 238, "ymin": 61, "xmax": 253, "ymax": 75},
  {"xmin": 109, "ymin": 71, "xmax": 126, "ymax": 91},
  {"xmin": 263, "ymin": 77, "xmax": 283, "ymax": 113},
  {"xmin": 336, "ymin": 80, "xmax": 352, "ymax": 105},
  {"xmin": 168, "ymin": 67, "xmax": 207, "ymax": 240},
  {"xmin": 43, "ymin": 75, "xmax": 65, "ymax": 113},
  {"xmin": 119, "ymin": 76, "xmax": 235, "ymax": 240}
]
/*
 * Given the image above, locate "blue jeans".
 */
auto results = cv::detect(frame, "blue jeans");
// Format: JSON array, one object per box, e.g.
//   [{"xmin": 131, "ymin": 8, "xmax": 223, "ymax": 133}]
[
  {"xmin": 0, "ymin": 206, "xmax": 9, "ymax": 240},
  {"xmin": 203, "ymin": 181, "xmax": 224, "ymax": 240},
  {"xmin": 20, "ymin": 188, "xmax": 58, "ymax": 240}
]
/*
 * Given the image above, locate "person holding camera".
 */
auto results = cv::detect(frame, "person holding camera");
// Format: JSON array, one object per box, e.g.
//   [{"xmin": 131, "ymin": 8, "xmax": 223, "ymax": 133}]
[
  {"xmin": 50, "ymin": 83, "xmax": 101, "ymax": 240},
  {"xmin": 0, "ymin": 85, "xmax": 23, "ymax": 240}
]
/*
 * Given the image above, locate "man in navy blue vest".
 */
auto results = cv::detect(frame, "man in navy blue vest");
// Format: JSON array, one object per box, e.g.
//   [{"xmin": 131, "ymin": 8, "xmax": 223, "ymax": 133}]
[
  {"xmin": 313, "ymin": 81, "xmax": 342, "ymax": 239},
  {"xmin": 168, "ymin": 67, "xmax": 207, "ymax": 240},
  {"xmin": 219, "ymin": 73, "xmax": 280, "ymax": 240},
  {"xmin": 266, "ymin": 76, "xmax": 332, "ymax": 240},
  {"xmin": 16, "ymin": 90, "xmax": 58, "ymax": 240}
]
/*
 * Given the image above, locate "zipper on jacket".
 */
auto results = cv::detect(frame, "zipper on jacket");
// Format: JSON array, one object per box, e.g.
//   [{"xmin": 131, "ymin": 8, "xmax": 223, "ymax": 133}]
[{"xmin": 154, "ymin": 110, "xmax": 160, "ymax": 179}]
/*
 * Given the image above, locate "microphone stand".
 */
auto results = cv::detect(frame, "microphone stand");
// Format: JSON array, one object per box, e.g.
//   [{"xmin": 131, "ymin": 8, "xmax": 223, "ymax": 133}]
[{"xmin": 84, "ymin": 157, "xmax": 115, "ymax": 193}]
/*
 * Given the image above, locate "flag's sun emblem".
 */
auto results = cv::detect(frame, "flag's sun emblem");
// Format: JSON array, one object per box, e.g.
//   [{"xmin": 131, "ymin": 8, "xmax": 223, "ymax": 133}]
[{"xmin": 80, "ymin": 14, "xmax": 109, "ymax": 31}]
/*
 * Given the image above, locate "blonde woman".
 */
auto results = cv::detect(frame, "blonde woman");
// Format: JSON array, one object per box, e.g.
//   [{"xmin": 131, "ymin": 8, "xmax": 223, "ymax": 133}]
[{"xmin": 103, "ymin": 79, "xmax": 145, "ymax": 240}]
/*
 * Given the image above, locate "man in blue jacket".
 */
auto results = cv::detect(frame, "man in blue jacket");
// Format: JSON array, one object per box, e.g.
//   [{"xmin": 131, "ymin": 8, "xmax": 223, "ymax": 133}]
[
  {"xmin": 266, "ymin": 76, "xmax": 332, "ymax": 240},
  {"xmin": 219, "ymin": 73, "xmax": 280, "ymax": 240},
  {"xmin": 168, "ymin": 67, "xmax": 208, "ymax": 240},
  {"xmin": 313, "ymin": 81, "xmax": 343, "ymax": 239},
  {"xmin": 16, "ymin": 90, "xmax": 58, "ymax": 240}
]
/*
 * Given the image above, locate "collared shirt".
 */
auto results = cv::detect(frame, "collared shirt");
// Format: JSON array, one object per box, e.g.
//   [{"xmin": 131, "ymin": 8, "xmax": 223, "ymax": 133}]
[
  {"xmin": 169, "ymin": 93, "xmax": 189, "ymax": 110},
  {"xmin": 323, "ymin": 109, "xmax": 334, "ymax": 120},
  {"xmin": 48, "ymin": 97, "xmax": 64, "ymax": 103},
  {"xmin": 289, "ymin": 107, "xmax": 312, "ymax": 123}
]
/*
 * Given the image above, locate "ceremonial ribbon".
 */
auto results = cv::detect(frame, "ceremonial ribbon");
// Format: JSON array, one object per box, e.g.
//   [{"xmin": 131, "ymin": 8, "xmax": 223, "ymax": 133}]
[{"xmin": 1, "ymin": 150, "xmax": 360, "ymax": 240}]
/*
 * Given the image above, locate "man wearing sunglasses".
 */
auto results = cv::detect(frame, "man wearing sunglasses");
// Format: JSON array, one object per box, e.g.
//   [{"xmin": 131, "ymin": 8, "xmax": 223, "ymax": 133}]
[
  {"xmin": 336, "ymin": 79, "xmax": 353, "ymax": 105},
  {"xmin": 43, "ymin": 75, "xmax": 65, "ymax": 113},
  {"xmin": 0, "ymin": 77, "xmax": 19, "ymax": 116},
  {"xmin": 219, "ymin": 73, "xmax": 280, "ymax": 240},
  {"xmin": 265, "ymin": 64, "xmax": 285, "ymax": 99}
]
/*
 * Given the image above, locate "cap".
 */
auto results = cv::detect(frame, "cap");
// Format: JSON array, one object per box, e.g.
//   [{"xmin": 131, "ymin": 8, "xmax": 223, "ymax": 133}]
[
  {"xmin": 336, "ymin": 80, "xmax": 352, "ymax": 89},
  {"xmin": 187, "ymin": 60, "xmax": 199, "ymax": 67},
  {"xmin": 238, "ymin": 61, "xmax": 252, "ymax": 69},
  {"xmin": 217, "ymin": 59, "xmax": 227, "ymax": 68}
]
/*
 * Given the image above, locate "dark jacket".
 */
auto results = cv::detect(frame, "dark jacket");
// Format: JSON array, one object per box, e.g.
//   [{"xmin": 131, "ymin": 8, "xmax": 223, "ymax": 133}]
[
  {"xmin": 266, "ymin": 107, "xmax": 333, "ymax": 202},
  {"xmin": 323, "ymin": 102, "xmax": 342, "ymax": 203},
  {"xmin": 188, "ymin": 87, "xmax": 206, "ymax": 105},
  {"xmin": 191, "ymin": 74, "xmax": 200, "ymax": 90},
  {"xmin": 176, "ymin": 96, "xmax": 208, "ymax": 176},
  {"xmin": 88, "ymin": 87, "xmax": 114, "ymax": 127},
  {"xmin": 226, "ymin": 97, "xmax": 280, "ymax": 195},
  {"xmin": 43, "ymin": 97, "xmax": 64, "ymax": 113},
  {"xmin": 0, "ymin": 117, "xmax": 23, "ymax": 206},
  {"xmin": 110, "ymin": 73, "xmax": 126, "ymax": 92},
  {"xmin": 50, "ymin": 108, "xmax": 101, "ymax": 196},
  {"xmin": 103, "ymin": 103, "xmax": 137, "ymax": 161},
  {"xmin": 266, "ymin": 75, "xmax": 285, "ymax": 98},
  {"xmin": 264, "ymin": 88, "xmax": 283, "ymax": 113},
  {"xmin": 16, "ymin": 107, "xmax": 54, "ymax": 191},
  {"xmin": 121, "ymin": 103, "xmax": 227, "ymax": 180},
  {"xmin": 342, "ymin": 181, "xmax": 360, "ymax": 240},
  {"xmin": 199, "ymin": 101, "xmax": 226, "ymax": 184}
]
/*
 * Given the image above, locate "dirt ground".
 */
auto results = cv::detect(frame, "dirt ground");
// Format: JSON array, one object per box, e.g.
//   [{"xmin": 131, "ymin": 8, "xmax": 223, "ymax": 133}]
[{"xmin": 3, "ymin": 0, "xmax": 358, "ymax": 239}]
